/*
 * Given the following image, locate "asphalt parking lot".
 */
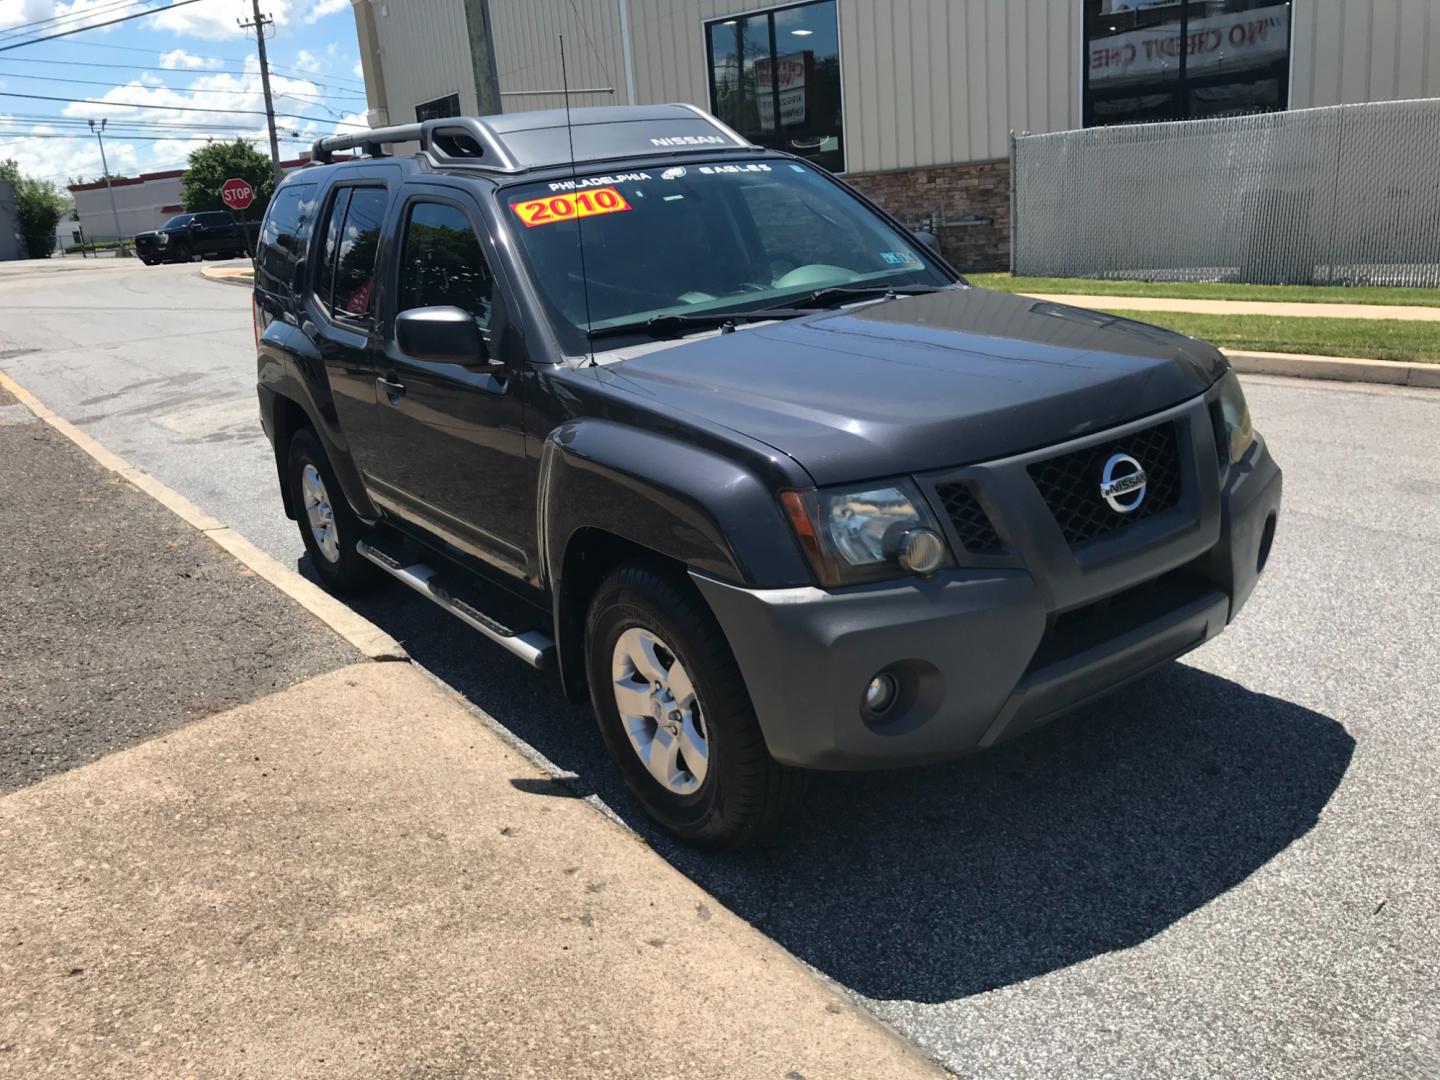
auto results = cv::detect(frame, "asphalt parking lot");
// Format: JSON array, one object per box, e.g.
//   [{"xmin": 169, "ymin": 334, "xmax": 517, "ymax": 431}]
[{"xmin": 2, "ymin": 257, "xmax": 1438, "ymax": 1078}]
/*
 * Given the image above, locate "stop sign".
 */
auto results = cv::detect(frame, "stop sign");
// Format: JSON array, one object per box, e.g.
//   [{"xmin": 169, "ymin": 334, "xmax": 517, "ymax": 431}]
[{"xmin": 220, "ymin": 177, "xmax": 254, "ymax": 211}]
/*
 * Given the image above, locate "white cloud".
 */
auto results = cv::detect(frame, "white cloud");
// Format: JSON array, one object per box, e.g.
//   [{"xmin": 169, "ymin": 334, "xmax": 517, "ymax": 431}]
[
  {"xmin": 0, "ymin": 0, "xmax": 118, "ymax": 34},
  {"xmin": 159, "ymin": 48, "xmax": 222, "ymax": 71},
  {"xmin": 292, "ymin": 48, "xmax": 322, "ymax": 73},
  {"xmin": 305, "ymin": 0, "xmax": 350, "ymax": 23},
  {"xmin": 352, "ymin": 59, "xmax": 364, "ymax": 80},
  {"xmin": 153, "ymin": 0, "xmax": 301, "ymax": 40}
]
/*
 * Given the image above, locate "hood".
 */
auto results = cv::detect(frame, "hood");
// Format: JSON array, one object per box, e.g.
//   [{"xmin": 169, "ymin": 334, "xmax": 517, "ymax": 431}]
[{"xmin": 599, "ymin": 287, "xmax": 1225, "ymax": 485}]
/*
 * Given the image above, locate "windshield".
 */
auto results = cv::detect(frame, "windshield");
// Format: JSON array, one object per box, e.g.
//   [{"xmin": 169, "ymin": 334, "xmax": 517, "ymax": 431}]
[
  {"xmin": 162, "ymin": 215, "xmax": 191, "ymax": 229},
  {"xmin": 500, "ymin": 159, "xmax": 951, "ymax": 353}
]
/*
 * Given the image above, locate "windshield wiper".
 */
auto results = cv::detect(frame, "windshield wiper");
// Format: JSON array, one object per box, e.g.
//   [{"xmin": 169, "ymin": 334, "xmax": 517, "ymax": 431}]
[
  {"xmin": 585, "ymin": 284, "xmax": 945, "ymax": 342},
  {"xmin": 793, "ymin": 283, "xmax": 944, "ymax": 309},
  {"xmin": 587, "ymin": 307, "xmax": 812, "ymax": 341}
]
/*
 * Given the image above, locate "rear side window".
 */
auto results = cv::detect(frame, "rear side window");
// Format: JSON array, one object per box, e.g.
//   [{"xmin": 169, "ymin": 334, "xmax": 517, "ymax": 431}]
[
  {"xmin": 397, "ymin": 201, "xmax": 493, "ymax": 330},
  {"xmin": 316, "ymin": 186, "xmax": 388, "ymax": 321},
  {"xmin": 255, "ymin": 183, "xmax": 316, "ymax": 300}
]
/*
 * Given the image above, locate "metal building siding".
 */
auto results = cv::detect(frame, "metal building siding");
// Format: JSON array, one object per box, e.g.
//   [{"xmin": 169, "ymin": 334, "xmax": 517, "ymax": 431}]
[
  {"xmin": 368, "ymin": 0, "xmax": 478, "ymax": 120},
  {"xmin": 1292, "ymin": 0, "xmax": 1440, "ymax": 108},
  {"xmin": 488, "ymin": 0, "xmax": 629, "ymax": 114},
  {"xmin": 624, "ymin": 0, "xmax": 1078, "ymax": 173}
]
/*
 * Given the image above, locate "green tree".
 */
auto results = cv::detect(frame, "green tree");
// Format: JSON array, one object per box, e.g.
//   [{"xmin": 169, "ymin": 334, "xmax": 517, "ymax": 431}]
[
  {"xmin": 180, "ymin": 139, "xmax": 274, "ymax": 218},
  {"xmin": 0, "ymin": 159, "xmax": 67, "ymax": 259}
]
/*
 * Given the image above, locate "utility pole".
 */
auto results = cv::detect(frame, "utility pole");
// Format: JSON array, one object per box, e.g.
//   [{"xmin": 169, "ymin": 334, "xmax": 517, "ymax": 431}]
[
  {"xmin": 240, "ymin": 0, "xmax": 282, "ymax": 188},
  {"xmin": 87, "ymin": 118, "xmax": 125, "ymax": 255}
]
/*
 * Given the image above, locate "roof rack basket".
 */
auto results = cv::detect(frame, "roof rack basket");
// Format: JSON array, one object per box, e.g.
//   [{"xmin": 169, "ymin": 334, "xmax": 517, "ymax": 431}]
[{"xmin": 310, "ymin": 117, "xmax": 523, "ymax": 172}]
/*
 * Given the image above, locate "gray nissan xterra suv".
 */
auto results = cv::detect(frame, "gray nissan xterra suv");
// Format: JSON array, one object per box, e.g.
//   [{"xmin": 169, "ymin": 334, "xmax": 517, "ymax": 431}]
[{"xmin": 254, "ymin": 105, "xmax": 1282, "ymax": 849}]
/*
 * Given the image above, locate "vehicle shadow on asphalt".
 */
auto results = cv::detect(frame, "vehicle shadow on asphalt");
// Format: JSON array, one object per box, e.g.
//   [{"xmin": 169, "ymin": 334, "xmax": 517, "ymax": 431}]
[{"xmin": 318, "ymin": 562, "xmax": 1353, "ymax": 1005}]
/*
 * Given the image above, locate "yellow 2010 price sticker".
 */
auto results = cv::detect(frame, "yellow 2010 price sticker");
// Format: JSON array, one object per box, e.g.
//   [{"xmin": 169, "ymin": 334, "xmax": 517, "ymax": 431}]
[{"xmin": 511, "ymin": 186, "xmax": 632, "ymax": 228}]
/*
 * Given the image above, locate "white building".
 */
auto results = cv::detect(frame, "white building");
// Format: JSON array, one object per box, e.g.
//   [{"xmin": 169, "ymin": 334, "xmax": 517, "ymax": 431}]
[
  {"xmin": 66, "ymin": 156, "xmax": 313, "ymax": 245},
  {"xmin": 351, "ymin": 0, "xmax": 1440, "ymax": 270}
]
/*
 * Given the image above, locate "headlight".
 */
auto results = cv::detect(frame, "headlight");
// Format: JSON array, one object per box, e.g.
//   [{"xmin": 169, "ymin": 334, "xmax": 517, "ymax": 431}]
[
  {"xmin": 1216, "ymin": 370, "xmax": 1255, "ymax": 465},
  {"xmin": 156, "ymin": 234, "xmax": 169, "ymax": 246},
  {"xmin": 780, "ymin": 479, "xmax": 954, "ymax": 586}
]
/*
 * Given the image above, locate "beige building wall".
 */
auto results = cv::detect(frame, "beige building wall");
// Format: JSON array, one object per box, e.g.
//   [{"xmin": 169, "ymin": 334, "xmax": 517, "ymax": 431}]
[
  {"xmin": 488, "ymin": 0, "xmax": 630, "ymax": 114},
  {"xmin": 484, "ymin": 0, "xmax": 1079, "ymax": 173},
  {"xmin": 358, "ymin": 1, "xmax": 1440, "ymax": 168},
  {"xmin": 352, "ymin": 0, "xmax": 481, "ymax": 125},
  {"xmin": 1291, "ymin": 0, "xmax": 1440, "ymax": 108}
]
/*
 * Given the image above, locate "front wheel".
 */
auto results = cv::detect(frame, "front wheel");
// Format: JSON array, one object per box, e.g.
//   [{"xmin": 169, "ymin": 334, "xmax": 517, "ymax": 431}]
[
  {"xmin": 586, "ymin": 562, "xmax": 805, "ymax": 850},
  {"xmin": 169, "ymin": 241, "xmax": 191, "ymax": 263},
  {"xmin": 286, "ymin": 427, "xmax": 380, "ymax": 593}
]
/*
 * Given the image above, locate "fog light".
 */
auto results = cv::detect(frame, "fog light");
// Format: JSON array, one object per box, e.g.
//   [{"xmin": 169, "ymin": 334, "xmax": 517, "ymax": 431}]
[
  {"xmin": 863, "ymin": 673, "xmax": 898, "ymax": 714},
  {"xmin": 897, "ymin": 526, "xmax": 946, "ymax": 576}
]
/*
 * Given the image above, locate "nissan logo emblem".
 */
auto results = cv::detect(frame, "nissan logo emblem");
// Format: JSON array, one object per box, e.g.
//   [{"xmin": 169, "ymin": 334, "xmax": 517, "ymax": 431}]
[{"xmin": 1099, "ymin": 452, "xmax": 1147, "ymax": 513}]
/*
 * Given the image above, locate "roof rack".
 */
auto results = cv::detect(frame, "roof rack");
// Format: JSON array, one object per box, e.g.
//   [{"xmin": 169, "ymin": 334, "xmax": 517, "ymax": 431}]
[
  {"xmin": 311, "ymin": 116, "xmax": 523, "ymax": 171},
  {"xmin": 310, "ymin": 104, "xmax": 757, "ymax": 176}
]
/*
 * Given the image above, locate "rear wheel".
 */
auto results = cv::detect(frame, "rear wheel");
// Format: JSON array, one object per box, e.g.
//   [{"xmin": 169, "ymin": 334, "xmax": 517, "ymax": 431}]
[
  {"xmin": 586, "ymin": 562, "xmax": 805, "ymax": 849},
  {"xmin": 286, "ymin": 427, "xmax": 380, "ymax": 593}
]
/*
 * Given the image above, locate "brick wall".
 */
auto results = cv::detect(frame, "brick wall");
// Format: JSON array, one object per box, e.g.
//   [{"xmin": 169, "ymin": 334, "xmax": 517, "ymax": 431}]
[{"xmin": 845, "ymin": 158, "xmax": 1011, "ymax": 273}]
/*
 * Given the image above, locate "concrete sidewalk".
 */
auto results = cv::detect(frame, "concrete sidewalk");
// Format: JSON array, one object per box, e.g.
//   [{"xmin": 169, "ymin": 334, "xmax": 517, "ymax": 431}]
[
  {"xmin": 0, "ymin": 380, "xmax": 947, "ymax": 1079},
  {"xmin": 0, "ymin": 662, "xmax": 947, "ymax": 1080},
  {"xmin": 1025, "ymin": 292, "xmax": 1440, "ymax": 321}
]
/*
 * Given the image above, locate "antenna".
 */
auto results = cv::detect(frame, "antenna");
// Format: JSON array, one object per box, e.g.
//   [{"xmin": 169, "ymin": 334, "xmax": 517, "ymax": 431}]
[{"xmin": 559, "ymin": 35, "xmax": 596, "ymax": 366}]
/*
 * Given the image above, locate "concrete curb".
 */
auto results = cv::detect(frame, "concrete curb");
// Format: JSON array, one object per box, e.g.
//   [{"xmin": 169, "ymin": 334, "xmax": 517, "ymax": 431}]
[
  {"xmin": 0, "ymin": 369, "xmax": 407, "ymax": 663},
  {"xmin": 1223, "ymin": 349, "xmax": 1440, "ymax": 389},
  {"xmin": 199, "ymin": 265, "xmax": 254, "ymax": 288}
]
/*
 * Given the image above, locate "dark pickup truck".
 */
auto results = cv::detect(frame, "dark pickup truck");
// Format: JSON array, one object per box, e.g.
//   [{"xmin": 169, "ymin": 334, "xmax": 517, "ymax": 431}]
[
  {"xmin": 253, "ymin": 106, "xmax": 1282, "ymax": 849},
  {"xmin": 135, "ymin": 210, "xmax": 258, "ymax": 265}
]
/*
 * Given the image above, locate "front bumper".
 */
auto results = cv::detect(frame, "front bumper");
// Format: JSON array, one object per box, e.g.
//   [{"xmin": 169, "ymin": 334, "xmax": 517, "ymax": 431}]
[{"xmin": 695, "ymin": 406, "xmax": 1282, "ymax": 770}]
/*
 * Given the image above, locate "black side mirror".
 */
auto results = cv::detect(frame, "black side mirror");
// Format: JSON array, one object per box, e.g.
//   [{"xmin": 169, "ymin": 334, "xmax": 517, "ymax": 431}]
[
  {"xmin": 914, "ymin": 230, "xmax": 941, "ymax": 256},
  {"xmin": 395, "ymin": 306, "xmax": 490, "ymax": 367}
]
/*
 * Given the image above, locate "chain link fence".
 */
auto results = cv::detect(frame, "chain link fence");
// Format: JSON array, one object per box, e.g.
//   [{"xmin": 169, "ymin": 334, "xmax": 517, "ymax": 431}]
[{"xmin": 1013, "ymin": 98, "xmax": 1440, "ymax": 287}]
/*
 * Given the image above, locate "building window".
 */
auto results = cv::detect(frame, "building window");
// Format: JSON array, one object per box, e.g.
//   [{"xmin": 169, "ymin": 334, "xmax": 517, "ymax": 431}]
[
  {"xmin": 415, "ymin": 93, "xmax": 461, "ymax": 123},
  {"xmin": 705, "ymin": 0, "xmax": 844, "ymax": 173},
  {"xmin": 1083, "ymin": 1, "xmax": 1290, "ymax": 127}
]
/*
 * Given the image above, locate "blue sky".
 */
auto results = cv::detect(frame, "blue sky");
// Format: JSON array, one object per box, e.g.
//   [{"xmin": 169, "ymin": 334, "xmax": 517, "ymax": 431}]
[{"xmin": 0, "ymin": 0, "xmax": 367, "ymax": 186}]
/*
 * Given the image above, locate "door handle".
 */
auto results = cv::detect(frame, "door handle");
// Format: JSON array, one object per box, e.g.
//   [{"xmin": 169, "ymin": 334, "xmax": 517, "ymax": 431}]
[{"xmin": 377, "ymin": 376, "xmax": 406, "ymax": 403}]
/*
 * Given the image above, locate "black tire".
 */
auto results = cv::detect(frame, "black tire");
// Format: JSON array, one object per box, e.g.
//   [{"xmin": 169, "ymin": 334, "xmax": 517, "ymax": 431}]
[
  {"xmin": 586, "ymin": 561, "xmax": 805, "ymax": 850},
  {"xmin": 140, "ymin": 258, "xmax": 158, "ymax": 266},
  {"xmin": 286, "ymin": 426, "xmax": 381, "ymax": 594},
  {"xmin": 169, "ymin": 241, "xmax": 192, "ymax": 263}
]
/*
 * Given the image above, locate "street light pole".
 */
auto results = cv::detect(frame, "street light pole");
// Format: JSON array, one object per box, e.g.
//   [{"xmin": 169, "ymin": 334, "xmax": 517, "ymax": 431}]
[{"xmin": 88, "ymin": 118, "xmax": 126, "ymax": 255}]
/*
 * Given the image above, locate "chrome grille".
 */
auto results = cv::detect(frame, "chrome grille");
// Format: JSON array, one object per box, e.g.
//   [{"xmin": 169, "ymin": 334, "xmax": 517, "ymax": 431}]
[{"xmin": 1028, "ymin": 422, "xmax": 1182, "ymax": 547}]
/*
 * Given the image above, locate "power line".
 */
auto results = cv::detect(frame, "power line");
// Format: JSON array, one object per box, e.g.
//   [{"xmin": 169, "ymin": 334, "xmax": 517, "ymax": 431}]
[
  {"xmin": 0, "ymin": 90, "xmax": 366, "ymax": 126},
  {"xmin": 0, "ymin": 0, "xmax": 216, "ymax": 54},
  {"xmin": 3, "ymin": 70, "xmax": 363, "ymax": 112},
  {"xmin": 0, "ymin": 37, "xmax": 370, "ymax": 87},
  {"xmin": 0, "ymin": 135, "xmax": 312, "ymax": 146},
  {"xmin": 0, "ymin": 56, "xmax": 368, "ymax": 97},
  {"xmin": 0, "ymin": 0, "xmax": 148, "ymax": 39}
]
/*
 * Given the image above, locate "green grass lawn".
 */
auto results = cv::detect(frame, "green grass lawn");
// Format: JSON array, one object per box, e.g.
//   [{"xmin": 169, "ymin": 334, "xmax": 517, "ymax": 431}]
[
  {"xmin": 1100, "ymin": 309, "xmax": 1440, "ymax": 364},
  {"xmin": 970, "ymin": 273, "xmax": 1440, "ymax": 308}
]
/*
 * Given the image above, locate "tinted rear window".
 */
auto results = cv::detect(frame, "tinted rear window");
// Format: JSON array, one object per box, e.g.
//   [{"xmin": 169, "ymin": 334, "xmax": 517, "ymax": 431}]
[{"xmin": 255, "ymin": 183, "xmax": 317, "ymax": 300}]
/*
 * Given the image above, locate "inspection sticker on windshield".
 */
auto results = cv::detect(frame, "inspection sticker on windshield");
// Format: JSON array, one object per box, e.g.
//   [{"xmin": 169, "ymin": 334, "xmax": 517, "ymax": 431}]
[
  {"xmin": 881, "ymin": 251, "xmax": 922, "ymax": 266},
  {"xmin": 512, "ymin": 186, "xmax": 631, "ymax": 228}
]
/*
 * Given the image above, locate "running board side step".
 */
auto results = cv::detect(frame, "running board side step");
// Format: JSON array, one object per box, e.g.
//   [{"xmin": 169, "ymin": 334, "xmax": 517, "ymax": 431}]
[{"xmin": 356, "ymin": 540, "xmax": 554, "ymax": 670}]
